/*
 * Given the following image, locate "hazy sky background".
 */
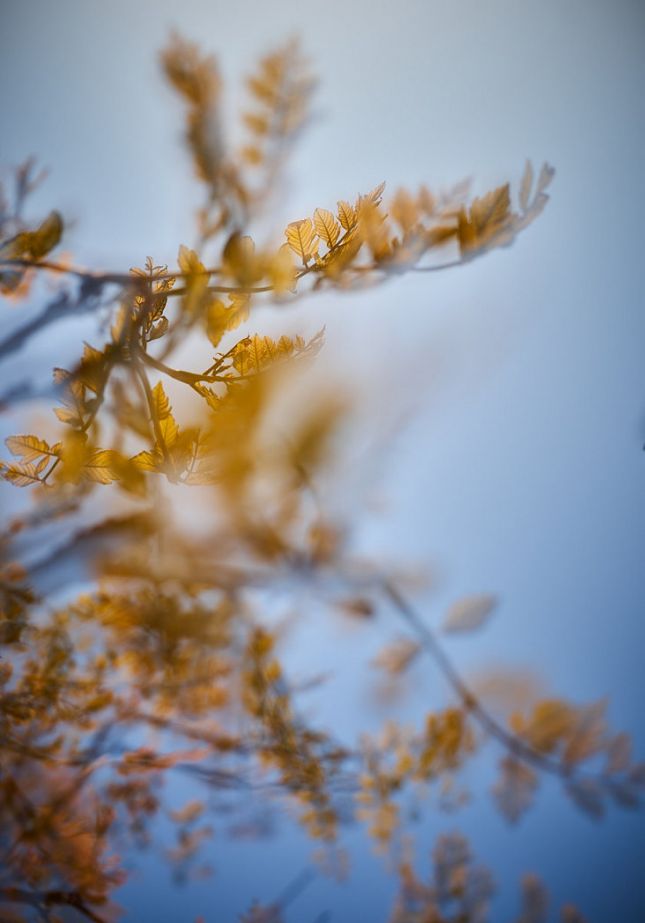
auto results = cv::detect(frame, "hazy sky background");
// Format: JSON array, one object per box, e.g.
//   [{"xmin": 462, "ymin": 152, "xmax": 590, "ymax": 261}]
[{"xmin": 1, "ymin": 1, "xmax": 645, "ymax": 920}]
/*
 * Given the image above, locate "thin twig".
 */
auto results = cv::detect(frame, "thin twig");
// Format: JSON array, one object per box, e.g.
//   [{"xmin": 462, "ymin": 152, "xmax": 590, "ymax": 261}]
[{"xmin": 380, "ymin": 578, "xmax": 583, "ymax": 780}]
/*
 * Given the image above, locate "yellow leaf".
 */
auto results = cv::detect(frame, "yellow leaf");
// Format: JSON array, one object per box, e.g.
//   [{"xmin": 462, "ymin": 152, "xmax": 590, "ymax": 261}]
[
  {"xmin": 58, "ymin": 429, "xmax": 89, "ymax": 483},
  {"xmin": 222, "ymin": 233, "xmax": 262, "ymax": 285},
  {"xmin": 337, "ymin": 200, "xmax": 356, "ymax": 231},
  {"xmin": 313, "ymin": 208, "xmax": 340, "ymax": 249},
  {"xmin": 151, "ymin": 381, "xmax": 172, "ymax": 420},
  {"xmin": 168, "ymin": 426, "xmax": 199, "ymax": 473},
  {"xmin": 417, "ymin": 185, "xmax": 436, "ymax": 216},
  {"xmin": 5, "ymin": 435, "xmax": 60, "ymax": 463},
  {"xmin": 160, "ymin": 35, "xmax": 223, "ymax": 189},
  {"xmin": 150, "ymin": 381, "xmax": 179, "ymax": 446},
  {"xmin": 206, "ymin": 294, "xmax": 250, "ymax": 348},
  {"xmin": 243, "ymin": 112, "xmax": 270, "ymax": 135},
  {"xmin": 1, "ymin": 211, "xmax": 64, "ymax": 262},
  {"xmin": 83, "ymin": 449, "xmax": 122, "ymax": 485},
  {"xmin": 193, "ymin": 383, "xmax": 221, "ymax": 412},
  {"xmin": 161, "ymin": 33, "xmax": 220, "ymax": 107},
  {"xmin": 267, "ymin": 244, "xmax": 296, "ymax": 294},
  {"xmin": 390, "ymin": 189, "xmax": 418, "ymax": 234},
  {"xmin": 0, "ymin": 461, "xmax": 46, "ymax": 487},
  {"xmin": 131, "ymin": 450, "xmax": 162, "ymax": 472},
  {"xmin": 470, "ymin": 184, "xmax": 511, "ymax": 234},
  {"xmin": 242, "ymin": 41, "xmax": 313, "ymax": 170},
  {"xmin": 356, "ymin": 198, "xmax": 390, "ymax": 261},
  {"xmin": 285, "ymin": 218, "xmax": 318, "ymax": 263},
  {"xmin": 364, "ymin": 180, "xmax": 386, "ymax": 205},
  {"xmin": 177, "ymin": 244, "xmax": 205, "ymax": 277},
  {"xmin": 177, "ymin": 245, "xmax": 209, "ymax": 315},
  {"xmin": 230, "ymin": 331, "xmax": 319, "ymax": 377},
  {"xmin": 159, "ymin": 411, "xmax": 179, "ymax": 448},
  {"xmin": 457, "ymin": 184, "xmax": 512, "ymax": 257},
  {"xmin": 54, "ymin": 405, "xmax": 83, "ymax": 427},
  {"xmin": 77, "ymin": 343, "xmax": 107, "ymax": 394}
]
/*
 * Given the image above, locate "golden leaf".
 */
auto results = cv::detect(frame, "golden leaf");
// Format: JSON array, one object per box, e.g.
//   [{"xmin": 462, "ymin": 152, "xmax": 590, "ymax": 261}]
[
  {"xmin": 231, "ymin": 333, "xmax": 297, "ymax": 376},
  {"xmin": 0, "ymin": 211, "xmax": 64, "ymax": 262},
  {"xmin": 5, "ymin": 434, "xmax": 60, "ymax": 463},
  {"xmin": 131, "ymin": 449, "xmax": 161, "ymax": 472},
  {"xmin": 192, "ymin": 383, "xmax": 221, "ymax": 413},
  {"xmin": 417, "ymin": 185, "xmax": 436, "ymax": 216},
  {"xmin": 243, "ymin": 41, "xmax": 313, "ymax": 173},
  {"xmin": 151, "ymin": 381, "xmax": 172, "ymax": 420},
  {"xmin": 177, "ymin": 244, "xmax": 209, "ymax": 315},
  {"xmin": 0, "ymin": 461, "xmax": 47, "ymax": 487},
  {"xmin": 161, "ymin": 34, "xmax": 224, "ymax": 189},
  {"xmin": 458, "ymin": 184, "xmax": 512, "ymax": 257},
  {"xmin": 177, "ymin": 244, "xmax": 205, "ymax": 278},
  {"xmin": 390, "ymin": 188, "xmax": 418, "ymax": 234},
  {"xmin": 82, "ymin": 449, "xmax": 122, "ymax": 485},
  {"xmin": 267, "ymin": 244, "xmax": 296, "ymax": 294},
  {"xmin": 511, "ymin": 699, "xmax": 575, "ymax": 753},
  {"xmin": 77, "ymin": 343, "xmax": 107, "ymax": 394},
  {"xmin": 313, "ymin": 208, "xmax": 341, "ymax": 249},
  {"xmin": 159, "ymin": 412, "xmax": 179, "ymax": 448},
  {"xmin": 356, "ymin": 198, "xmax": 390, "ymax": 261},
  {"xmin": 285, "ymin": 218, "xmax": 318, "ymax": 264},
  {"xmin": 206, "ymin": 294, "xmax": 250, "ymax": 348},
  {"xmin": 470, "ymin": 184, "xmax": 511, "ymax": 233},
  {"xmin": 337, "ymin": 200, "xmax": 356, "ymax": 231},
  {"xmin": 364, "ymin": 181, "xmax": 386, "ymax": 205},
  {"xmin": 222, "ymin": 233, "xmax": 262, "ymax": 285},
  {"xmin": 243, "ymin": 113, "xmax": 270, "ymax": 136},
  {"xmin": 58, "ymin": 429, "xmax": 90, "ymax": 483},
  {"xmin": 150, "ymin": 381, "xmax": 179, "ymax": 448},
  {"xmin": 161, "ymin": 33, "xmax": 220, "ymax": 107}
]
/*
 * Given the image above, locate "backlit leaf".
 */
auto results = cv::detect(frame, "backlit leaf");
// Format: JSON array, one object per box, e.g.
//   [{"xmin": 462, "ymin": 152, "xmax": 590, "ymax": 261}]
[
  {"xmin": 5, "ymin": 434, "xmax": 60, "ymax": 463},
  {"xmin": 285, "ymin": 218, "xmax": 318, "ymax": 263},
  {"xmin": 313, "ymin": 208, "xmax": 340, "ymax": 249},
  {"xmin": 0, "ymin": 461, "xmax": 46, "ymax": 487},
  {"xmin": 337, "ymin": 200, "xmax": 356, "ymax": 231},
  {"xmin": 206, "ymin": 294, "xmax": 250, "ymax": 348},
  {"xmin": 83, "ymin": 449, "xmax": 122, "ymax": 485}
]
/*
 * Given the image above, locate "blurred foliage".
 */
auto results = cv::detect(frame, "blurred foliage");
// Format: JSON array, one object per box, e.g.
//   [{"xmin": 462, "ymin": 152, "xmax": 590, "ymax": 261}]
[{"xmin": 0, "ymin": 32, "xmax": 640, "ymax": 923}]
